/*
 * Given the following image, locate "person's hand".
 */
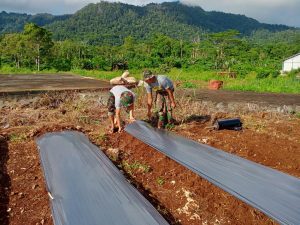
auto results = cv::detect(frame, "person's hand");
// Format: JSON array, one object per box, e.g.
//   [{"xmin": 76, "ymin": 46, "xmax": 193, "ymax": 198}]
[
  {"xmin": 118, "ymin": 126, "xmax": 123, "ymax": 133},
  {"xmin": 108, "ymin": 126, "xmax": 114, "ymax": 134},
  {"xmin": 171, "ymin": 101, "xmax": 176, "ymax": 109},
  {"xmin": 129, "ymin": 117, "xmax": 136, "ymax": 123}
]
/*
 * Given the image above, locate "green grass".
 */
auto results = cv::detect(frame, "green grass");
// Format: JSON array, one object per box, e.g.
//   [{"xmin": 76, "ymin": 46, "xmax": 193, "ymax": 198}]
[
  {"xmin": 166, "ymin": 68, "xmax": 300, "ymax": 94},
  {"xmin": 0, "ymin": 65, "xmax": 59, "ymax": 74},
  {"xmin": 167, "ymin": 68, "xmax": 220, "ymax": 82},
  {"xmin": 224, "ymin": 77, "xmax": 300, "ymax": 94},
  {"xmin": 70, "ymin": 68, "xmax": 146, "ymax": 81},
  {"xmin": 70, "ymin": 69, "xmax": 121, "ymax": 80},
  {"xmin": 1, "ymin": 65, "xmax": 299, "ymax": 94}
]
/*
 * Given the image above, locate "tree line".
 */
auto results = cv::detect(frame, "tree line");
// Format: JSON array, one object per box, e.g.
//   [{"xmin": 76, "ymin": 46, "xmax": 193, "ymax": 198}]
[{"xmin": 0, "ymin": 23, "xmax": 300, "ymax": 78}]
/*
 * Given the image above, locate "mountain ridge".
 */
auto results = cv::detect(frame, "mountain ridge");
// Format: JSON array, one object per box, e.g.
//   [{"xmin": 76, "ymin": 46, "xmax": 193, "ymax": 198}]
[{"xmin": 0, "ymin": 1, "xmax": 295, "ymax": 45}]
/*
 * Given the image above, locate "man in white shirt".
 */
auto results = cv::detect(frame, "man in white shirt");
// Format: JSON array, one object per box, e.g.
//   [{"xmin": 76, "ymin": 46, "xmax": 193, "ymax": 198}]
[{"xmin": 107, "ymin": 85, "xmax": 135, "ymax": 133}]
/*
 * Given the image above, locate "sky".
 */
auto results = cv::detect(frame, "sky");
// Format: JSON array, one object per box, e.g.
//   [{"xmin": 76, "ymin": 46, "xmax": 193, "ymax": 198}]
[{"xmin": 1, "ymin": 0, "xmax": 299, "ymax": 28}]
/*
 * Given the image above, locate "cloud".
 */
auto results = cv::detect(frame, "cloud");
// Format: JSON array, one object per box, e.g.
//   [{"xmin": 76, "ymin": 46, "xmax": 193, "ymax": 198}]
[
  {"xmin": 180, "ymin": 0, "xmax": 300, "ymax": 27},
  {"xmin": 0, "ymin": 0, "xmax": 172, "ymax": 14},
  {"xmin": 0, "ymin": 0, "xmax": 299, "ymax": 27}
]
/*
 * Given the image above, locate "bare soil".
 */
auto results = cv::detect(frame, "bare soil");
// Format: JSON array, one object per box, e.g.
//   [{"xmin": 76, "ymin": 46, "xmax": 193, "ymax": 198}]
[
  {"xmin": 0, "ymin": 74, "xmax": 110, "ymax": 93},
  {"xmin": 188, "ymin": 89, "xmax": 300, "ymax": 106},
  {"xmin": 0, "ymin": 90, "xmax": 299, "ymax": 225}
]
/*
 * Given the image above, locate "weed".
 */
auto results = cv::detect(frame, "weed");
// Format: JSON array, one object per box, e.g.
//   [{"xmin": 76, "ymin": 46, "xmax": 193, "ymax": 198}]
[
  {"xmin": 296, "ymin": 113, "xmax": 300, "ymax": 119},
  {"xmin": 78, "ymin": 116, "xmax": 90, "ymax": 124},
  {"xmin": 156, "ymin": 177, "xmax": 165, "ymax": 186},
  {"xmin": 95, "ymin": 132, "xmax": 108, "ymax": 142},
  {"xmin": 9, "ymin": 133, "xmax": 27, "ymax": 142},
  {"xmin": 121, "ymin": 161, "xmax": 133, "ymax": 175},
  {"xmin": 122, "ymin": 160, "xmax": 151, "ymax": 174},
  {"xmin": 73, "ymin": 101, "xmax": 86, "ymax": 111},
  {"xmin": 108, "ymin": 154, "xmax": 118, "ymax": 162},
  {"xmin": 78, "ymin": 115, "xmax": 101, "ymax": 125},
  {"xmin": 131, "ymin": 161, "xmax": 151, "ymax": 173},
  {"xmin": 165, "ymin": 123, "xmax": 175, "ymax": 130}
]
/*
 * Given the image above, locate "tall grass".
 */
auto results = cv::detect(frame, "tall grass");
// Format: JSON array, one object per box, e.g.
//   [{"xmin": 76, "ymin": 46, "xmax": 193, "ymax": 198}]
[
  {"xmin": 224, "ymin": 77, "xmax": 300, "ymax": 94},
  {"xmin": 166, "ymin": 68, "xmax": 300, "ymax": 94}
]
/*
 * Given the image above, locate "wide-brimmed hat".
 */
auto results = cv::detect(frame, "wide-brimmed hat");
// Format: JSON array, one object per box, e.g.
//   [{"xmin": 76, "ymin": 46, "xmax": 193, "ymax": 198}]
[{"xmin": 120, "ymin": 91, "xmax": 134, "ymax": 108}]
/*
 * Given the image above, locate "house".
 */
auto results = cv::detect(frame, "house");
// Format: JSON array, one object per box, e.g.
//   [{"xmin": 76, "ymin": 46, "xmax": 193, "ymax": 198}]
[{"xmin": 282, "ymin": 53, "xmax": 300, "ymax": 72}]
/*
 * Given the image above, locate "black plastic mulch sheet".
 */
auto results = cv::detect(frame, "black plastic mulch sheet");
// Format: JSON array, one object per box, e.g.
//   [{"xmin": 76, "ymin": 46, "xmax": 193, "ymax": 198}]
[
  {"xmin": 125, "ymin": 121, "xmax": 300, "ymax": 225},
  {"xmin": 36, "ymin": 131, "xmax": 169, "ymax": 225}
]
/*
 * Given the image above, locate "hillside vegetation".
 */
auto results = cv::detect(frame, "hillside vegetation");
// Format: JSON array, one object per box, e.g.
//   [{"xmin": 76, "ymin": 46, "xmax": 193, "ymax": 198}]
[
  {"xmin": 1, "ymin": 2, "xmax": 293, "ymax": 45},
  {"xmin": 0, "ymin": 11, "xmax": 70, "ymax": 34},
  {"xmin": 46, "ymin": 2, "xmax": 292, "ymax": 45},
  {"xmin": 0, "ymin": 2, "xmax": 300, "ymax": 93}
]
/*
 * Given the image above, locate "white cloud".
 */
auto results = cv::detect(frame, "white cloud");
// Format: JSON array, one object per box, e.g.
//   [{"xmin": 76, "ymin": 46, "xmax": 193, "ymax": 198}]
[{"xmin": 0, "ymin": 0, "xmax": 299, "ymax": 27}]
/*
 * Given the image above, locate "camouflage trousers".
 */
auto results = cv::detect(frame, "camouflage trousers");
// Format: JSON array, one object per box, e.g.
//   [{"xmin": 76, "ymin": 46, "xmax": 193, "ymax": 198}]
[
  {"xmin": 155, "ymin": 90, "xmax": 174, "ymax": 128},
  {"xmin": 107, "ymin": 92, "xmax": 116, "ymax": 116}
]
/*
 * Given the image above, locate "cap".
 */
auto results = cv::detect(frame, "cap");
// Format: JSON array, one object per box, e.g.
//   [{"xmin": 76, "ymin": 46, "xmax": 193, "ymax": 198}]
[
  {"xmin": 120, "ymin": 91, "xmax": 134, "ymax": 108},
  {"xmin": 143, "ymin": 70, "xmax": 154, "ymax": 80}
]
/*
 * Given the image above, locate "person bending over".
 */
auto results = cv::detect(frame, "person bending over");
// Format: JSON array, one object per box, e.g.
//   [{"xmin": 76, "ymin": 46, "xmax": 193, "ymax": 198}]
[
  {"xmin": 107, "ymin": 85, "xmax": 135, "ymax": 133},
  {"xmin": 143, "ymin": 70, "xmax": 176, "ymax": 128}
]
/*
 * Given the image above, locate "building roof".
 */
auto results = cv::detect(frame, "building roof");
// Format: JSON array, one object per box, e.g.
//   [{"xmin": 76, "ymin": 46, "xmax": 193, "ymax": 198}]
[{"xmin": 284, "ymin": 53, "xmax": 300, "ymax": 62}]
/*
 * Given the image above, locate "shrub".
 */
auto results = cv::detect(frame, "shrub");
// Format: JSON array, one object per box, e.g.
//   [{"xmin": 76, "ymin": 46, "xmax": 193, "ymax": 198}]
[
  {"xmin": 158, "ymin": 63, "xmax": 171, "ymax": 73},
  {"xmin": 232, "ymin": 64, "xmax": 254, "ymax": 78},
  {"xmin": 52, "ymin": 58, "xmax": 72, "ymax": 71},
  {"xmin": 270, "ymin": 70, "xmax": 280, "ymax": 78},
  {"xmin": 256, "ymin": 67, "xmax": 279, "ymax": 79},
  {"xmin": 287, "ymin": 68, "xmax": 300, "ymax": 78}
]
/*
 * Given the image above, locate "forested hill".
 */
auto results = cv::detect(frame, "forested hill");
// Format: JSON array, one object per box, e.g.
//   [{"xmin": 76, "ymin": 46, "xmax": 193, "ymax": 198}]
[
  {"xmin": 1, "ymin": 1, "xmax": 293, "ymax": 45},
  {"xmin": 45, "ymin": 1, "xmax": 292, "ymax": 44},
  {"xmin": 0, "ymin": 11, "xmax": 71, "ymax": 34}
]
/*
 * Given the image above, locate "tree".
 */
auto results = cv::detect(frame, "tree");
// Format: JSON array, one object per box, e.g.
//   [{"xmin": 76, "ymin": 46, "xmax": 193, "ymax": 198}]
[
  {"xmin": 210, "ymin": 30, "xmax": 241, "ymax": 70},
  {"xmin": 23, "ymin": 23, "xmax": 53, "ymax": 71},
  {"xmin": 0, "ymin": 33, "xmax": 25, "ymax": 68}
]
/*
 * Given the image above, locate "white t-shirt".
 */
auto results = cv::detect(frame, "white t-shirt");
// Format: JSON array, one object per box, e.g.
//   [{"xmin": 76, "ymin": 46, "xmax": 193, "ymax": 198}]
[
  {"xmin": 144, "ymin": 75, "xmax": 174, "ymax": 93},
  {"xmin": 109, "ymin": 85, "xmax": 135, "ymax": 109}
]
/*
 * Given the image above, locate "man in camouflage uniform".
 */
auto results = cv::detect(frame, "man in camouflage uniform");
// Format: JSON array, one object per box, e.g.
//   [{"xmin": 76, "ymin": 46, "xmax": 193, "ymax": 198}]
[{"xmin": 143, "ymin": 70, "xmax": 176, "ymax": 129}]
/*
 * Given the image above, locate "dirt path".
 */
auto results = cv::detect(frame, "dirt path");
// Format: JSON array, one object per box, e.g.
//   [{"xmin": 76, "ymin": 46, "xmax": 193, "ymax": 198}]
[
  {"xmin": 0, "ymin": 74, "xmax": 110, "ymax": 93},
  {"xmin": 180, "ymin": 89, "xmax": 300, "ymax": 106}
]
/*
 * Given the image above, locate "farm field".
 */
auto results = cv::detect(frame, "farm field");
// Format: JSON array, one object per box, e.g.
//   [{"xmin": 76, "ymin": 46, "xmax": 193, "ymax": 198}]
[
  {"xmin": 0, "ymin": 89, "xmax": 299, "ymax": 225},
  {"xmin": 1, "ymin": 2, "xmax": 300, "ymax": 224}
]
